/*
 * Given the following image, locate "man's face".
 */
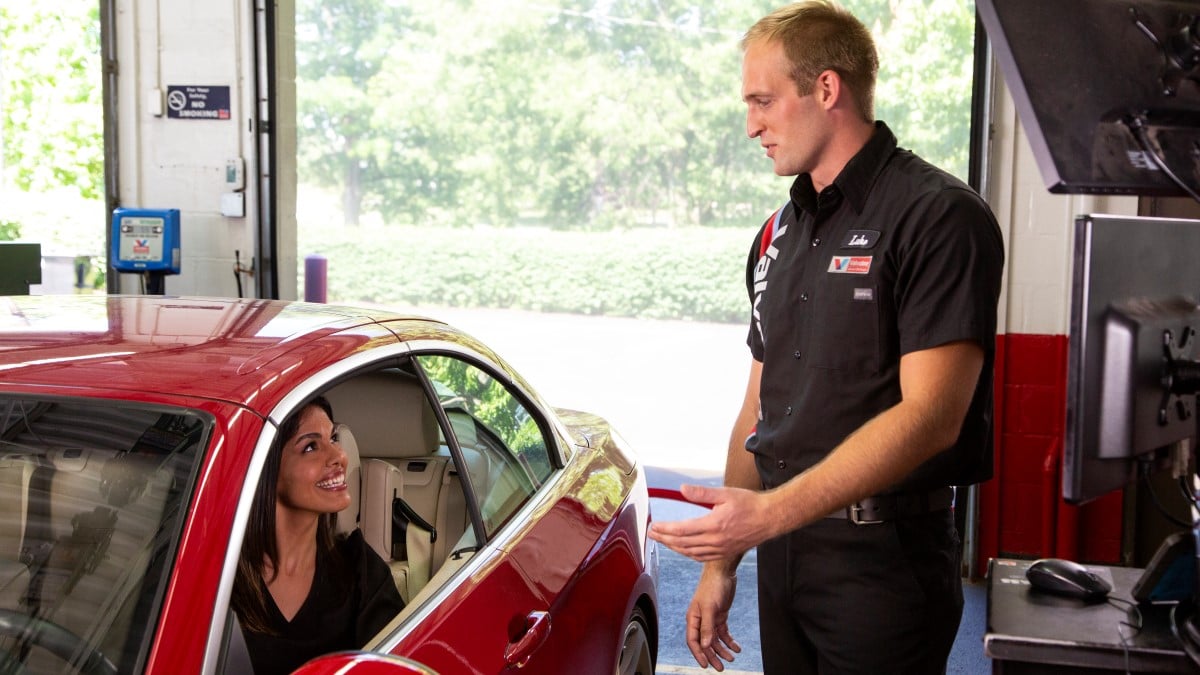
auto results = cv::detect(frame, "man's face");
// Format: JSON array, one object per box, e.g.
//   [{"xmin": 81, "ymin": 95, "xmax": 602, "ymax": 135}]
[{"xmin": 742, "ymin": 41, "xmax": 828, "ymax": 177}]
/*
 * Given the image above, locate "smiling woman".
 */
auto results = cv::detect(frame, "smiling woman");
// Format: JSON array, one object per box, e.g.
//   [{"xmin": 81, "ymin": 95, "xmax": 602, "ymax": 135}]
[{"xmin": 231, "ymin": 397, "xmax": 406, "ymax": 675}]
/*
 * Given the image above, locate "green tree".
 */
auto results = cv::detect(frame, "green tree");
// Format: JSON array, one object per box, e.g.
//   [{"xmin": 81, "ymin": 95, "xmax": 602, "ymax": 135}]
[
  {"xmin": 552, "ymin": 1, "xmax": 779, "ymax": 226},
  {"xmin": 296, "ymin": 0, "xmax": 976, "ymax": 231},
  {"xmin": 0, "ymin": 3, "xmax": 103, "ymax": 200},
  {"xmin": 851, "ymin": 0, "xmax": 976, "ymax": 179},
  {"xmin": 296, "ymin": 0, "xmax": 416, "ymax": 226}
]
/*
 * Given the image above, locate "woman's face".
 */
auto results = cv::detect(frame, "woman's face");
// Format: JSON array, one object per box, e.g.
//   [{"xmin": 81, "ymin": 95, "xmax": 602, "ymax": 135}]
[{"xmin": 275, "ymin": 404, "xmax": 351, "ymax": 517}]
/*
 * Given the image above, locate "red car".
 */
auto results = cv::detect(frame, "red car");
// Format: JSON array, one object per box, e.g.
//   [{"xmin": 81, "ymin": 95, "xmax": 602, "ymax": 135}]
[{"xmin": 0, "ymin": 295, "xmax": 658, "ymax": 674}]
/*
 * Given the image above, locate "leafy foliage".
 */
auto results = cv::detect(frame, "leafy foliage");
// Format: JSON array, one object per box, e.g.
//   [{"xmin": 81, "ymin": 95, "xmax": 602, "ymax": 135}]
[
  {"xmin": 302, "ymin": 223, "xmax": 754, "ymax": 323},
  {"xmin": 1, "ymin": 3, "xmax": 103, "ymax": 200},
  {"xmin": 1, "ymin": 0, "xmax": 977, "ymax": 320},
  {"xmin": 297, "ymin": 0, "xmax": 977, "ymax": 229},
  {"xmin": 416, "ymin": 354, "xmax": 552, "ymax": 490}
]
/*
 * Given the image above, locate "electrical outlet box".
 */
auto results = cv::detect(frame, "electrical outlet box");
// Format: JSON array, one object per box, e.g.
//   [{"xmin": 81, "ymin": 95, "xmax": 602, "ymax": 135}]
[{"xmin": 220, "ymin": 192, "xmax": 245, "ymax": 218}]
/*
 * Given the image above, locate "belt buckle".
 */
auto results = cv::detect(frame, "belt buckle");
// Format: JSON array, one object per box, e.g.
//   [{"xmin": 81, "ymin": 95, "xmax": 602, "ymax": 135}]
[{"xmin": 849, "ymin": 503, "xmax": 884, "ymax": 525}]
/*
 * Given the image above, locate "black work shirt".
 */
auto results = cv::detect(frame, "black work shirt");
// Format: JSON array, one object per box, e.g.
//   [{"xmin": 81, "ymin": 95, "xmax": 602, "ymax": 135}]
[
  {"xmin": 745, "ymin": 122, "xmax": 1004, "ymax": 493},
  {"xmin": 244, "ymin": 529, "xmax": 406, "ymax": 675}
]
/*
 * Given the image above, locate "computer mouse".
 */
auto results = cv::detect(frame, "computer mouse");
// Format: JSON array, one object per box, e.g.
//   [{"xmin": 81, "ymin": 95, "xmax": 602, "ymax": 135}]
[{"xmin": 1025, "ymin": 558, "xmax": 1112, "ymax": 600}]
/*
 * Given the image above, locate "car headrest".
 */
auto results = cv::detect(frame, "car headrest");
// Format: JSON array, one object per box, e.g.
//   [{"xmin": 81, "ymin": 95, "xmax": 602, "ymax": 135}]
[
  {"xmin": 334, "ymin": 423, "xmax": 360, "ymax": 535},
  {"xmin": 325, "ymin": 371, "xmax": 440, "ymax": 459}
]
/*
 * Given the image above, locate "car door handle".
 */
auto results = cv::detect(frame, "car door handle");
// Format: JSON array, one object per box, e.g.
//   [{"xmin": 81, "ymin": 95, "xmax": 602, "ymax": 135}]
[{"xmin": 503, "ymin": 610, "xmax": 551, "ymax": 667}]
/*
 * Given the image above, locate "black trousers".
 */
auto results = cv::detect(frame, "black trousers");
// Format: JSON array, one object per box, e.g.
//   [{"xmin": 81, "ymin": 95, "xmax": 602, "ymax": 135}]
[{"xmin": 756, "ymin": 509, "xmax": 963, "ymax": 674}]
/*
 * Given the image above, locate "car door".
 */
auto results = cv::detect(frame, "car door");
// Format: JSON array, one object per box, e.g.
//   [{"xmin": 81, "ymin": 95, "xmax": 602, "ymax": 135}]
[
  {"xmin": 386, "ymin": 350, "xmax": 646, "ymax": 674},
  {"xmin": 381, "ymin": 351, "xmax": 563, "ymax": 672}
]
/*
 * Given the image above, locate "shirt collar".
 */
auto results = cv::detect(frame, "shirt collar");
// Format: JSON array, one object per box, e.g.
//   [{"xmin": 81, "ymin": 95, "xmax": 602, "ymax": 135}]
[{"xmin": 790, "ymin": 121, "xmax": 897, "ymax": 217}]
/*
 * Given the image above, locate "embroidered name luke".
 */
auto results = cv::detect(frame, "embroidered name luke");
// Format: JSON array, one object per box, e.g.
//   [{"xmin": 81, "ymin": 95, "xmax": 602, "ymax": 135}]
[
  {"xmin": 828, "ymin": 256, "xmax": 872, "ymax": 274},
  {"xmin": 840, "ymin": 229, "xmax": 880, "ymax": 249}
]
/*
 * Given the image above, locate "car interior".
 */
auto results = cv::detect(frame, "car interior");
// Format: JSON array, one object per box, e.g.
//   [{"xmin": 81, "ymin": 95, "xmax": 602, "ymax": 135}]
[
  {"xmin": 325, "ymin": 368, "xmax": 479, "ymax": 606},
  {"xmin": 0, "ymin": 398, "xmax": 203, "ymax": 674},
  {"xmin": 223, "ymin": 360, "xmax": 548, "ymax": 672},
  {"xmin": 0, "ymin": 353, "xmax": 556, "ymax": 673},
  {"xmin": 322, "ymin": 359, "xmax": 549, "ymax": 610}
]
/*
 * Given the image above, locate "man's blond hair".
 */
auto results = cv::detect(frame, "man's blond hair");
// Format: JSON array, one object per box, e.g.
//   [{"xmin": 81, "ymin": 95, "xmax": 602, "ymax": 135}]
[{"xmin": 742, "ymin": 1, "xmax": 879, "ymax": 122}]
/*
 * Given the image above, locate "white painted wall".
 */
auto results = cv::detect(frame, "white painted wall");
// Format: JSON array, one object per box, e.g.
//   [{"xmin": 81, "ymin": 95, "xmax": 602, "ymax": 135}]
[
  {"xmin": 112, "ymin": 0, "xmax": 297, "ymax": 300},
  {"xmin": 984, "ymin": 66, "xmax": 1138, "ymax": 337}
]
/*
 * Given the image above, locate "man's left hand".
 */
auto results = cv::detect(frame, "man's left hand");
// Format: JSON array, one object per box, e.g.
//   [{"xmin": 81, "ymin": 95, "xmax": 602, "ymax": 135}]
[{"xmin": 648, "ymin": 484, "xmax": 777, "ymax": 561}]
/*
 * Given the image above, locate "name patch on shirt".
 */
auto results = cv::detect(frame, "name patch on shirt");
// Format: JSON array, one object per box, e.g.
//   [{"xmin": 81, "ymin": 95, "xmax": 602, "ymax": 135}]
[
  {"xmin": 853, "ymin": 287, "xmax": 874, "ymax": 301},
  {"xmin": 841, "ymin": 230, "xmax": 880, "ymax": 249},
  {"xmin": 828, "ymin": 256, "xmax": 872, "ymax": 274}
]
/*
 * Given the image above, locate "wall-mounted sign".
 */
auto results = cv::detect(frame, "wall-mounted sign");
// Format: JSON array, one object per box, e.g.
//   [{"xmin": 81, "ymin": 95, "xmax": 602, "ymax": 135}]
[{"xmin": 166, "ymin": 85, "xmax": 231, "ymax": 120}]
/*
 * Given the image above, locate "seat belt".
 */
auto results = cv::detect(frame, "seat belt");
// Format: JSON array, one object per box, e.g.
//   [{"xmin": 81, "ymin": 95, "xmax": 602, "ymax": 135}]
[
  {"xmin": 391, "ymin": 492, "xmax": 436, "ymax": 560},
  {"xmin": 20, "ymin": 460, "xmax": 55, "ymax": 615}
]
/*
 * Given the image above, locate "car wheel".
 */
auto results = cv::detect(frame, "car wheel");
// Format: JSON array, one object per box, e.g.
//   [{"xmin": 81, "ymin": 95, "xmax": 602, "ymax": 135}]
[{"xmin": 616, "ymin": 606, "xmax": 654, "ymax": 675}]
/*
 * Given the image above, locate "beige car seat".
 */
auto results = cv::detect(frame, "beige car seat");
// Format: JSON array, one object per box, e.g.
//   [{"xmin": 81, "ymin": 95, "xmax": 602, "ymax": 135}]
[{"xmin": 326, "ymin": 372, "xmax": 448, "ymax": 601}]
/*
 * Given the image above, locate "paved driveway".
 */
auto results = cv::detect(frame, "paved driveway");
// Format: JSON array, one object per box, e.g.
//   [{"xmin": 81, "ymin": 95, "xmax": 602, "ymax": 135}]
[{"xmin": 391, "ymin": 305, "xmax": 750, "ymax": 474}]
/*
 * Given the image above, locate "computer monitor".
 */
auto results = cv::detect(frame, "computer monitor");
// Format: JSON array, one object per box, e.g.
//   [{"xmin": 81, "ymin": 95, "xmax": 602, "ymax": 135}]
[
  {"xmin": 977, "ymin": 0, "xmax": 1200, "ymax": 197},
  {"xmin": 1064, "ymin": 214, "xmax": 1200, "ymax": 504}
]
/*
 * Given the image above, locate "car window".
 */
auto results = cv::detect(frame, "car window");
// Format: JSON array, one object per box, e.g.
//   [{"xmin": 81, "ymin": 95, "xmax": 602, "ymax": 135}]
[
  {"xmin": 414, "ymin": 355, "xmax": 554, "ymax": 537},
  {"xmin": 0, "ymin": 396, "xmax": 205, "ymax": 674}
]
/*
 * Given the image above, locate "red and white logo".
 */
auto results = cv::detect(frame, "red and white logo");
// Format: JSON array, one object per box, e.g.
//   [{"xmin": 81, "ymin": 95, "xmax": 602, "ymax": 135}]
[{"xmin": 828, "ymin": 256, "xmax": 872, "ymax": 274}]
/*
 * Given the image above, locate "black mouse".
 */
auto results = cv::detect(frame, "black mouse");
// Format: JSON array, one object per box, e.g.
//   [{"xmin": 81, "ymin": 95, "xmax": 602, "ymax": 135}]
[{"xmin": 1026, "ymin": 558, "xmax": 1112, "ymax": 600}]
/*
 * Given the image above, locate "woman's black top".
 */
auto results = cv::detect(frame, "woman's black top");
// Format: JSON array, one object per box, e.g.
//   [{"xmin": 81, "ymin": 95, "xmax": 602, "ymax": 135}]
[{"xmin": 243, "ymin": 530, "xmax": 406, "ymax": 675}]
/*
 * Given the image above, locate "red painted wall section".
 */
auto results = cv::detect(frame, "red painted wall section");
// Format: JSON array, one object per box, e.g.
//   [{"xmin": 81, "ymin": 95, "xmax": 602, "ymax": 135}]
[{"xmin": 976, "ymin": 333, "xmax": 1123, "ymax": 576}]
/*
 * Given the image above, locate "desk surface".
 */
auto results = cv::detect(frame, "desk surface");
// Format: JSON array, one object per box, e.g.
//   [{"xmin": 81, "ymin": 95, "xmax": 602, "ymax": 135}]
[
  {"xmin": 984, "ymin": 554, "xmax": 1200, "ymax": 667},
  {"xmin": 985, "ymin": 558, "xmax": 1197, "ymax": 673}
]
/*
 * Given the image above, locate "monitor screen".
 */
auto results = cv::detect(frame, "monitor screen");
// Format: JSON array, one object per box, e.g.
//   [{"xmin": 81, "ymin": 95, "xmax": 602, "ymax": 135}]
[
  {"xmin": 977, "ymin": 0, "xmax": 1200, "ymax": 197},
  {"xmin": 1065, "ymin": 214, "xmax": 1200, "ymax": 503}
]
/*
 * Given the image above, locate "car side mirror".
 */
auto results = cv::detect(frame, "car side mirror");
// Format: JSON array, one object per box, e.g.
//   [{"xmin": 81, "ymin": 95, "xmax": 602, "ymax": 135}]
[{"xmin": 292, "ymin": 652, "xmax": 439, "ymax": 675}]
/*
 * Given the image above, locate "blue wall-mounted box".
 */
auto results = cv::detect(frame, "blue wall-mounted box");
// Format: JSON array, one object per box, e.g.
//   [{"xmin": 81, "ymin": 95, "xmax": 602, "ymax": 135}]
[{"xmin": 110, "ymin": 208, "xmax": 181, "ymax": 274}]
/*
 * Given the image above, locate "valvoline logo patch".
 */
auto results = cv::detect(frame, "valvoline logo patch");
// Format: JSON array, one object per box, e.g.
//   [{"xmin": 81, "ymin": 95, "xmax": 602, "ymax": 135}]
[{"xmin": 828, "ymin": 256, "xmax": 872, "ymax": 274}]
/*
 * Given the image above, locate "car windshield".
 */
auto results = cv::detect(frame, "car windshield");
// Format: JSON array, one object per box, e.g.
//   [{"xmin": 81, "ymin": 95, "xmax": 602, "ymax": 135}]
[{"xmin": 0, "ymin": 396, "xmax": 206, "ymax": 674}]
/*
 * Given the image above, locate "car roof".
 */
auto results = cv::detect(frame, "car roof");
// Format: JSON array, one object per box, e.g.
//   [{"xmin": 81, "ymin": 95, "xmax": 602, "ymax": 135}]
[{"xmin": 0, "ymin": 295, "xmax": 444, "ymax": 413}]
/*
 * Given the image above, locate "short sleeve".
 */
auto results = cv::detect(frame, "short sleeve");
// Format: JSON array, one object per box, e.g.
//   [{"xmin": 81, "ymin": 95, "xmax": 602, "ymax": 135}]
[
  {"xmin": 894, "ymin": 187, "xmax": 1004, "ymax": 356},
  {"xmin": 746, "ymin": 219, "xmax": 772, "ymax": 361}
]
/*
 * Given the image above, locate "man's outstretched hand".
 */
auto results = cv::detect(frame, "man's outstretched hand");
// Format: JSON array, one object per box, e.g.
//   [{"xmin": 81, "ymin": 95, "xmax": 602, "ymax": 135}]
[{"xmin": 648, "ymin": 484, "xmax": 778, "ymax": 562}]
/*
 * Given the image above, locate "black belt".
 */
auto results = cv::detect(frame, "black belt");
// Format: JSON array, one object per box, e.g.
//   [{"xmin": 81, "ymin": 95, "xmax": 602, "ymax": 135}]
[{"xmin": 826, "ymin": 487, "xmax": 955, "ymax": 525}]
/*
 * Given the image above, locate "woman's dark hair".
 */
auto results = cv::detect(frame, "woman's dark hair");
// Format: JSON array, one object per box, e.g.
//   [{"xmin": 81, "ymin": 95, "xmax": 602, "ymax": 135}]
[{"xmin": 232, "ymin": 395, "xmax": 341, "ymax": 634}]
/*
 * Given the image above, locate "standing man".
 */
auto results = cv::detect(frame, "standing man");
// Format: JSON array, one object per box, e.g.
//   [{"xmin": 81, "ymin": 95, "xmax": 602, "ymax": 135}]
[{"xmin": 648, "ymin": 2, "xmax": 1004, "ymax": 674}]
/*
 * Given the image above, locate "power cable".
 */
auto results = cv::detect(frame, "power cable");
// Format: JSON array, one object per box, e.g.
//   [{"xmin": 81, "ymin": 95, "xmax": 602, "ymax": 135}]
[{"xmin": 1125, "ymin": 114, "xmax": 1200, "ymax": 204}]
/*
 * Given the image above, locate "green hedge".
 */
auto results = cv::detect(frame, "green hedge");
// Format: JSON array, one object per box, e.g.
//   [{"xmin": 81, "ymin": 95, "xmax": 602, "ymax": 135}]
[{"xmin": 301, "ymin": 226, "xmax": 756, "ymax": 324}]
